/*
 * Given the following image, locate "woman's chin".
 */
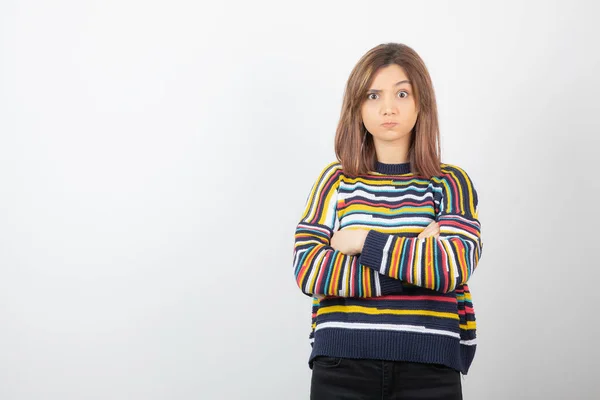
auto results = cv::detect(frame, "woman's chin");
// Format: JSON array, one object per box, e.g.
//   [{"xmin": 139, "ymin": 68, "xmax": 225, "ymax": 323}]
[{"xmin": 372, "ymin": 130, "xmax": 411, "ymax": 143}]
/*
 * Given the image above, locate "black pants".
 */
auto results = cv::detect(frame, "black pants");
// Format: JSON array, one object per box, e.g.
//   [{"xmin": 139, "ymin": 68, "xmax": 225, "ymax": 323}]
[{"xmin": 310, "ymin": 356, "xmax": 462, "ymax": 400}]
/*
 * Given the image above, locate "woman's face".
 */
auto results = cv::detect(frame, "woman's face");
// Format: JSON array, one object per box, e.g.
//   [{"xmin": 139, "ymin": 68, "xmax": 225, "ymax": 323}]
[{"xmin": 360, "ymin": 64, "xmax": 418, "ymax": 146}]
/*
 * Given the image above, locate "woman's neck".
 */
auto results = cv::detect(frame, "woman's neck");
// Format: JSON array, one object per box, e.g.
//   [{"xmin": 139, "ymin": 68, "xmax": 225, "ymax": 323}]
[{"xmin": 373, "ymin": 139, "xmax": 410, "ymax": 164}]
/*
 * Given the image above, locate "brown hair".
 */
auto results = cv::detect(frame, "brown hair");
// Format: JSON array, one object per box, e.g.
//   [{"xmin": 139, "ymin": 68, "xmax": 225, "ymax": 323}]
[{"xmin": 334, "ymin": 43, "xmax": 442, "ymax": 179}]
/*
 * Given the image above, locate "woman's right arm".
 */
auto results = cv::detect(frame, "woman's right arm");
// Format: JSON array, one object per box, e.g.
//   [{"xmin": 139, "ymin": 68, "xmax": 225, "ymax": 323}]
[{"xmin": 293, "ymin": 162, "xmax": 404, "ymax": 298}]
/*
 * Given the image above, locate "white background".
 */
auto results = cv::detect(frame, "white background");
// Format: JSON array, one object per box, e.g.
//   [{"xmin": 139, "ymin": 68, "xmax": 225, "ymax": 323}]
[{"xmin": 1, "ymin": 1, "xmax": 599, "ymax": 399}]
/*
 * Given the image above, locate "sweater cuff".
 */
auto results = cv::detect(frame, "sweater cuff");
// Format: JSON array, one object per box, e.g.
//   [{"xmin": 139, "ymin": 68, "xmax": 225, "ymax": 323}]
[
  {"xmin": 358, "ymin": 230, "xmax": 390, "ymax": 272},
  {"xmin": 379, "ymin": 275, "xmax": 404, "ymax": 295}
]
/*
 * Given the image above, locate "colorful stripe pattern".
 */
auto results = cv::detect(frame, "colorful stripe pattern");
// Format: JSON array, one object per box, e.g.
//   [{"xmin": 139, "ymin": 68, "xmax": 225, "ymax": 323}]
[{"xmin": 293, "ymin": 161, "xmax": 483, "ymax": 375}]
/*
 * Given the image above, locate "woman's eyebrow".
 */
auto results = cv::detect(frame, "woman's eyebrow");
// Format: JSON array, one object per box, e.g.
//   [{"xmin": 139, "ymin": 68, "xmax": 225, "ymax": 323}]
[{"xmin": 367, "ymin": 80, "xmax": 412, "ymax": 92}]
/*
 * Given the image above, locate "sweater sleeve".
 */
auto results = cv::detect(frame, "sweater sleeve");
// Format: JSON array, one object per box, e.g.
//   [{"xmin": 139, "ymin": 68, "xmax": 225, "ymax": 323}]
[
  {"xmin": 358, "ymin": 164, "xmax": 483, "ymax": 293},
  {"xmin": 293, "ymin": 162, "xmax": 405, "ymax": 298}
]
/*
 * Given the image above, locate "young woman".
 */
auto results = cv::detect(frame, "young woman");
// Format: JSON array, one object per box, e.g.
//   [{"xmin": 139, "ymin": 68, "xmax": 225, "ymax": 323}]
[{"xmin": 292, "ymin": 43, "xmax": 484, "ymax": 400}]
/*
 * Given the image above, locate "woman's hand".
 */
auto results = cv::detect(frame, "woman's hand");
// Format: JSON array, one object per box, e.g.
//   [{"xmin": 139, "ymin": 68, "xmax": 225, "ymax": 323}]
[
  {"xmin": 418, "ymin": 221, "xmax": 440, "ymax": 239},
  {"xmin": 330, "ymin": 229, "xmax": 369, "ymax": 255}
]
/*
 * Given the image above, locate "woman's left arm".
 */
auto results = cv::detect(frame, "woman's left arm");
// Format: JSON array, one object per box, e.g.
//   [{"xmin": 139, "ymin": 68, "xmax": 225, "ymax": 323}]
[{"xmin": 358, "ymin": 165, "xmax": 484, "ymax": 293}]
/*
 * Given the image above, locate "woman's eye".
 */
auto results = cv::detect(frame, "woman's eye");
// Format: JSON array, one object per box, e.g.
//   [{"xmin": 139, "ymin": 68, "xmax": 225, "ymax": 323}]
[
  {"xmin": 367, "ymin": 93, "xmax": 378, "ymax": 100},
  {"xmin": 398, "ymin": 91, "xmax": 409, "ymax": 98}
]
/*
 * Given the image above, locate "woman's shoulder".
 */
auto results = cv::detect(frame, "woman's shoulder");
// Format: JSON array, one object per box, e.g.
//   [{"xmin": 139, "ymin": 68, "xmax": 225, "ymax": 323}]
[
  {"xmin": 308, "ymin": 160, "xmax": 344, "ymax": 184},
  {"xmin": 437, "ymin": 162, "xmax": 480, "ymax": 213},
  {"xmin": 439, "ymin": 162, "xmax": 470, "ymax": 175},
  {"xmin": 314, "ymin": 160, "xmax": 343, "ymax": 176},
  {"xmin": 438, "ymin": 162, "xmax": 476, "ymax": 183},
  {"xmin": 437, "ymin": 162, "xmax": 479, "ymax": 203},
  {"xmin": 324, "ymin": 160, "xmax": 343, "ymax": 170}
]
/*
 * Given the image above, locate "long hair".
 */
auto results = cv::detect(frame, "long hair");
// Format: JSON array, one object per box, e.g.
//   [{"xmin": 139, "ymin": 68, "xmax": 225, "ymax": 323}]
[{"xmin": 334, "ymin": 43, "xmax": 442, "ymax": 179}]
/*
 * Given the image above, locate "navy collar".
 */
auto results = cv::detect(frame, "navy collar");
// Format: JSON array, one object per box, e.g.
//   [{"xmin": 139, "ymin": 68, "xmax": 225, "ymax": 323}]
[{"xmin": 375, "ymin": 161, "xmax": 411, "ymax": 175}]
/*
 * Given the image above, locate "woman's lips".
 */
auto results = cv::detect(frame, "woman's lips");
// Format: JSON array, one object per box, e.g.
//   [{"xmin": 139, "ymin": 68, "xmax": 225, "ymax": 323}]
[{"xmin": 381, "ymin": 122, "xmax": 398, "ymax": 128}]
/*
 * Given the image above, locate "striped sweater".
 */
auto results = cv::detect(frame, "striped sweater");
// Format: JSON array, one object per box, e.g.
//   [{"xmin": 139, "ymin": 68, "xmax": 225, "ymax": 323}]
[{"xmin": 292, "ymin": 160, "xmax": 483, "ymax": 374}]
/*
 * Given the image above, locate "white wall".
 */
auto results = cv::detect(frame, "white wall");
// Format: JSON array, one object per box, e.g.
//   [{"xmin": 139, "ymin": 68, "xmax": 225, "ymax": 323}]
[{"xmin": 1, "ymin": 1, "xmax": 598, "ymax": 399}]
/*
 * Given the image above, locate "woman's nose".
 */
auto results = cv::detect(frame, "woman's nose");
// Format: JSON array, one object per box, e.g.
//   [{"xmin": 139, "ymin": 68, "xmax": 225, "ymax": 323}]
[
  {"xmin": 381, "ymin": 96, "xmax": 398, "ymax": 115},
  {"xmin": 382, "ymin": 103, "xmax": 397, "ymax": 116}
]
